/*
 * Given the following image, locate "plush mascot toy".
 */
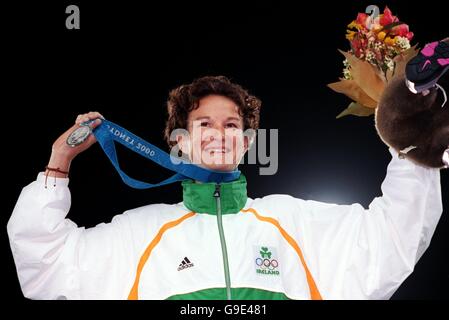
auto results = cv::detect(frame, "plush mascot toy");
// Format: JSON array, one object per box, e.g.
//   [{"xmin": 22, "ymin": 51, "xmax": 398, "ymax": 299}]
[{"xmin": 375, "ymin": 38, "xmax": 449, "ymax": 168}]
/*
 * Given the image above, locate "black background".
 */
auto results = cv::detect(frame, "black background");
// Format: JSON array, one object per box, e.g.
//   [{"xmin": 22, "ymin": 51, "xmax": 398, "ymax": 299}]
[{"xmin": 3, "ymin": 0, "xmax": 448, "ymax": 300}]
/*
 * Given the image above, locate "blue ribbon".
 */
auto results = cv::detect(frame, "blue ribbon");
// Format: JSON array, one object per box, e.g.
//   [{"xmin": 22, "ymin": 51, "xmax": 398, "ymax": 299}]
[{"xmin": 91, "ymin": 119, "xmax": 241, "ymax": 189}]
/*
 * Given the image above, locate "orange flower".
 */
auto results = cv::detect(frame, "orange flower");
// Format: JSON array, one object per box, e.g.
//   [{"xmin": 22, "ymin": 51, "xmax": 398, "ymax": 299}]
[
  {"xmin": 377, "ymin": 31, "xmax": 387, "ymax": 41},
  {"xmin": 346, "ymin": 30, "xmax": 356, "ymax": 41},
  {"xmin": 384, "ymin": 36, "xmax": 396, "ymax": 46}
]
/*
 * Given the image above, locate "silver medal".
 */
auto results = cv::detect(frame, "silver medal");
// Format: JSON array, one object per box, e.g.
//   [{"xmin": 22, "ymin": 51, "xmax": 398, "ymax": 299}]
[{"xmin": 66, "ymin": 125, "xmax": 92, "ymax": 147}]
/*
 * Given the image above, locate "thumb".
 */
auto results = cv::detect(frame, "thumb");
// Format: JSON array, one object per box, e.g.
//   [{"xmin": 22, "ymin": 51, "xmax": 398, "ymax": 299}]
[{"xmin": 89, "ymin": 118, "xmax": 103, "ymax": 130}]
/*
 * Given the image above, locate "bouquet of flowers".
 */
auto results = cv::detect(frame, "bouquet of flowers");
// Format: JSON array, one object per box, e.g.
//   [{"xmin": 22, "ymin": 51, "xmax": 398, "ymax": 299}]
[{"xmin": 328, "ymin": 6, "xmax": 418, "ymax": 118}]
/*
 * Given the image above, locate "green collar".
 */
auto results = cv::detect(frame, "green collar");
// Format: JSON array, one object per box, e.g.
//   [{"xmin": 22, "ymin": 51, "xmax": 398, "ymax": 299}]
[{"xmin": 182, "ymin": 174, "xmax": 247, "ymax": 215}]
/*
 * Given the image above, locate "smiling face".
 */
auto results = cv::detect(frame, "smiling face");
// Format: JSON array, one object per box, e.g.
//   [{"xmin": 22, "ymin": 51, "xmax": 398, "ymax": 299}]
[{"xmin": 178, "ymin": 95, "xmax": 249, "ymax": 172}]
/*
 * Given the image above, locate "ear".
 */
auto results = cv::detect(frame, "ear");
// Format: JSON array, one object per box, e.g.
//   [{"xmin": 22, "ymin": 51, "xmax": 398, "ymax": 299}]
[
  {"xmin": 243, "ymin": 129, "xmax": 256, "ymax": 153},
  {"xmin": 243, "ymin": 135, "xmax": 250, "ymax": 153}
]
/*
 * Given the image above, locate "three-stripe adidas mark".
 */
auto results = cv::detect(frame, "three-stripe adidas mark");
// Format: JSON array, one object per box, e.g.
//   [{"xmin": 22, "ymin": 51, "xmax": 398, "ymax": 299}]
[{"xmin": 177, "ymin": 257, "xmax": 194, "ymax": 271}]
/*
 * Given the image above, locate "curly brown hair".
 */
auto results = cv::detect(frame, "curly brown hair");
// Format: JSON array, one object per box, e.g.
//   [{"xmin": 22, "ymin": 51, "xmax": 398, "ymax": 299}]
[{"xmin": 164, "ymin": 75, "xmax": 261, "ymax": 149}]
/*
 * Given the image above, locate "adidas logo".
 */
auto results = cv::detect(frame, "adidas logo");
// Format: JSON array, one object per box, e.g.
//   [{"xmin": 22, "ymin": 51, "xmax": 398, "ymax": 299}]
[{"xmin": 177, "ymin": 257, "xmax": 194, "ymax": 271}]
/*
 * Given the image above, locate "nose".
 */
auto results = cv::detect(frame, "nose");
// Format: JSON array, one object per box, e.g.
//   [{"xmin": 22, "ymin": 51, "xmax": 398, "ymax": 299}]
[
  {"xmin": 208, "ymin": 123, "xmax": 226, "ymax": 142},
  {"xmin": 208, "ymin": 131, "xmax": 226, "ymax": 145}
]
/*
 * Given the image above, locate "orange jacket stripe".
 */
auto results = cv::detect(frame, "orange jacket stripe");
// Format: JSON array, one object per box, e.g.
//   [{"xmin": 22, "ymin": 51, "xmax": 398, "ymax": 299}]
[
  {"xmin": 242, "ymin": 208, "xmax": 322, "ymax": 300},
  {"xmin": 128, "ymin": 211, "xmax": 196, "ymax": 300}
]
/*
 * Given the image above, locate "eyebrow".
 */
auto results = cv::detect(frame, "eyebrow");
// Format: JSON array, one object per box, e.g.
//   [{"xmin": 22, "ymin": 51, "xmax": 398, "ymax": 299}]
[
  {"xmin": 226, "ymin": 117, "xmax": 241, "ymax": 122},
  {"xmin": 192, "ymin": 116, "xmax": 241, "ymax": 122}
]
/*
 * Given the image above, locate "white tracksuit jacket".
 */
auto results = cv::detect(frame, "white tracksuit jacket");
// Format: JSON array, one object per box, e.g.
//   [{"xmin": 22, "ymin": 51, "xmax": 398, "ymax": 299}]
[{"xmin": 7, "ymin": 147, "xmax": 443, "ymax": 300}]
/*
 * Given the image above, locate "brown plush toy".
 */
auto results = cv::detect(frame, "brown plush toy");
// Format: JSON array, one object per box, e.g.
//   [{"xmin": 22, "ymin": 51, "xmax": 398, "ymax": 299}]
[{"xmin": 375, "ymin": 38, "xmax": 449, "ymax": 168}]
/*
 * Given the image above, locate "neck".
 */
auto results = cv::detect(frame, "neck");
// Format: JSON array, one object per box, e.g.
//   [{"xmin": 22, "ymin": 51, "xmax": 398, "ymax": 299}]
[{"xmin": 182, "ymin": 174, "xmax": 247, "ymax": 215}]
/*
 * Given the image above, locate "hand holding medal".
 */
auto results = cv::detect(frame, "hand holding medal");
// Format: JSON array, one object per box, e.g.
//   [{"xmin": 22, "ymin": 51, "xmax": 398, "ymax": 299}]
[{"xmin": 45, "ymin": 112, "xmax": 104, "ymax": 178}]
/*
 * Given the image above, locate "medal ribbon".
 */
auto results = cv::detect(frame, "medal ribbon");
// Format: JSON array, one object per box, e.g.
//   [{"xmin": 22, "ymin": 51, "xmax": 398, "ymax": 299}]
[{"xmin": 90, "ymin": 119, "xmax": 241, "ymax": 189}]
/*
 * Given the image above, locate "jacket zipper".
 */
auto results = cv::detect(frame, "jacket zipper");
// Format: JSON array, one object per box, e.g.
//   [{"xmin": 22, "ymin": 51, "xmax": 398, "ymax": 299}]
[{"xmin": 214, "ymin": 183, "xmax": 232, "ymax": 300}]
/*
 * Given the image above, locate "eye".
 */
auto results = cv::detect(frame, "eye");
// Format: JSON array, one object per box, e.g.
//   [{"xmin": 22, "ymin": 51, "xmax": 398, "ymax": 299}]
[
  {"xmin": 226, "ymin": 123, "xmax": 238, "ymax": 128},
  {"xmin": 200, "ymin": 121, "xmax": 210, "ymax": 127}
]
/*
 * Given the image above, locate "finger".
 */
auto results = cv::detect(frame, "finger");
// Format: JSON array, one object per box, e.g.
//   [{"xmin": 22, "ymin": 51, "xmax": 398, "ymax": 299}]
[
  {"xmin": 79, "ymin": 115, "xmax": 91, "ymax": 124},
  {"xmin": 79, "ymin": 113, "xmax": 104, "ymax": 126},
  {"xmin": 89, "ymin": 118, "xmax": 103, "ymax": 129},
  {"xmin": 76, "ymin": 113, "xmax": 92, "ymax": 125},
  {"xmin": 76, "ymin": 112, "xmax": 105, "ymax": 125},
  {"xmin": 87, "ymin": 111, "xmax": 105, "ymax": 119},
  {"xmin": 75, "ymin": 114, "xmax": 84, "ymax": 124}
]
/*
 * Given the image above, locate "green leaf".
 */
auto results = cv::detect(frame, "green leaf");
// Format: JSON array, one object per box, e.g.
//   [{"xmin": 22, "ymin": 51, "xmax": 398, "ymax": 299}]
[
  {"xmin": 336, "ymin": 102, "xmax": 376, "ymax": 119},
  {"xmin": 382, "ymin": 21, "xmax": 404, "ymax": 31}
]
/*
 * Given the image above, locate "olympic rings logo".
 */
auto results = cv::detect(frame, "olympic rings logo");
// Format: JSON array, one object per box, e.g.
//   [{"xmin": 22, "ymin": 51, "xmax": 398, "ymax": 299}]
[{"xmin": 255, "ymin": 258, "xmax": 279, "ymax": 270}]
